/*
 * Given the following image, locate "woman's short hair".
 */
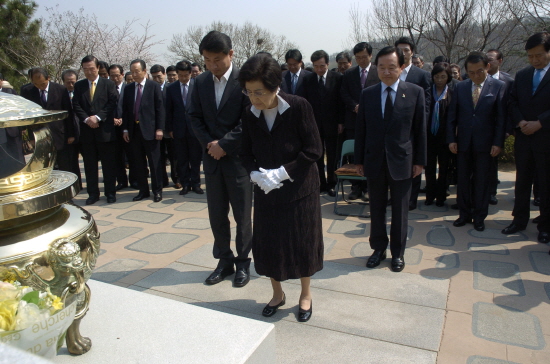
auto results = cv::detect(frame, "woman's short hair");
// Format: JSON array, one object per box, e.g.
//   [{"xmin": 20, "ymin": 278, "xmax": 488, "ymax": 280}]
[
  {"xmin": 239, "ymin": 54, "xmax": 282, "ymax": 92},
  {"xmin": 431, "ymin": 62, "xmax": 452, "ymax": 84}
]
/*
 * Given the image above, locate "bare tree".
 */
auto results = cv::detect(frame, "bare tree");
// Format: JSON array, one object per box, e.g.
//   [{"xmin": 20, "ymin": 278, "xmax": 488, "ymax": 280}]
[
  {"xmin": 345, "ymin": 3, "xmax": 372, "ymax": 46},
  {"xmin": 166, "ymin": 21, "xmax": 298, "ymax": 67},
  {"xmin": 39, "ymin": 6, "xmax": 161, "ymax": 82}
]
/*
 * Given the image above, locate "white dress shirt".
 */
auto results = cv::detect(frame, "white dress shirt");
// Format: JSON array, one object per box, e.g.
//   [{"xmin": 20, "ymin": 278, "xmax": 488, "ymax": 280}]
[
  {"xmin": 40, "ymin": 82, "xmax": 50, "ymax": 102},
  {"xmin": 213, "ymin": 63, "xmax": 233, "ymax": 108},
  {"xmin": 399, "ymin": 64, "xmax": 413, "ymax": 82}
]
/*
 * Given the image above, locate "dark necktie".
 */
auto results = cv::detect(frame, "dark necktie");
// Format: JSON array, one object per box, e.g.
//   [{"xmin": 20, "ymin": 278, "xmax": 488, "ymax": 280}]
[
  {"xmin": 291, "ymin": 73, "xmax": 298, "ymax": 94},
  {"xmin": 361, "ymin": 68, "xmax": 367, "ymax": 88},
  {"xmin": 384, "ymin": 87, "xmax": 393, "ymax": 122},
  {"xmin": 40, "ymin": 89, "xmax": 47, "ymax": 107},
  {"xmin": 134, "ymin": 84, "xmax": 142, "ymax": 124},
  {"xmin": 182, "ymin": 83, "xmax": 187, "ymax": 106},
  {"xmin": 318, "ymin": 76, "xmax": 325, "ymax": 94}
]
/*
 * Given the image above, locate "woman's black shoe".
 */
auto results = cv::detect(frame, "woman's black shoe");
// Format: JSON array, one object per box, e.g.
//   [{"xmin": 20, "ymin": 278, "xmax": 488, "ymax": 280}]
[
  {"xmin": 298, "ymin": 300, "xmax": 312, "ymax": 322},
  {"xmin": 262, "ymin": 293, "xmax": 285, "ymax": 317}
]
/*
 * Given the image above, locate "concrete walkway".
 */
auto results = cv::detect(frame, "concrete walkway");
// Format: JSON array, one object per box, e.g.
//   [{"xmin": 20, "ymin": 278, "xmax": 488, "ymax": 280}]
[{"xmin": 75, "ymin": 162, "xmax": 550, "ymax": 363}]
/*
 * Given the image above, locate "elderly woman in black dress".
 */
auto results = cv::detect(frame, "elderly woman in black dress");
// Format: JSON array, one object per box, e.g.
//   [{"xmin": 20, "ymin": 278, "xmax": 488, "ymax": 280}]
[{"xmin": 238, "ymin": 54, "xmax": 323, "ymax": 322}]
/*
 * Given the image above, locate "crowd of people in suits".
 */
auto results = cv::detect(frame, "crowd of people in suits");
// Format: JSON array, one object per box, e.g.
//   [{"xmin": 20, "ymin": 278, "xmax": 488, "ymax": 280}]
[{"xmin": 1, "ymin": 29, "xmax": 549, "ymax": 321}]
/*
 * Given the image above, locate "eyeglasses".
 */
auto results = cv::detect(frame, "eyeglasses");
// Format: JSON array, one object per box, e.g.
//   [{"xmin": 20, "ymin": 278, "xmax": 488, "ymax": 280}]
[{"xmin": 242, "ymin": 89, "xmax": 269, "ymax": 98}]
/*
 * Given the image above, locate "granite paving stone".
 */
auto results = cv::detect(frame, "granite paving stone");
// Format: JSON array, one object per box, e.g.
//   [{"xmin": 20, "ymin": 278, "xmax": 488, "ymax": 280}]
[
  {"xmin": 333, "ymin": 203, "xmax": 367, "ymax": 216},
  {"xmin": 472, "ymin": 302, "xmax": 545, "ymax": 349},
  {"xmin": 419, "ymin": 203, "xmax": 448, "ymax": 212},
  {"xmin": 117, "ymin": 210, "xmax": 173, "ymax": 224},
  {"xmin": 386, "ymin": 211, "xmax": 429, "ymax": 220},
  {"xmin": 492, "ymin": 217, "xmax": 513, "ymax": 226},
  {"xmin": 323, "ymin": 237, "xmax": 337, "ymax": 255},
  {"xmin": 327, "ymin": 220, "xmax": 367, "ymax": 235},
  {"xmin": 473, "ymin": 260, "xmax": 525, "ymax": 296},
  {"xmin": 101, "ymin": 227, "xmax": 143, "ymax": 243},
  {"xmin": 125, "ymin": 233, "xmax": 198, "ymax": 254},
  {"xmin": 468, "ymin": 228, "xmax": 528, "ymax": 241},
  {"xmin": 468, "ymin": 243, "xmax": 509, "ymax": 255},
  {"xmin": 174, "ymin": 201, "xmax": 208, "ymax": 212},
  {"xmin": 94, "ymin": 220, "xmax": 112, "ymax": 226},
  {"xmin": 436, "ymin": 253, "xmax": 460, "ymax": 269},
  {"xmin": 467, "ymin": 356, "xmax": 520, "ymax": 364},
  {"xmin": 545, "ymin": 283, "xmax": 550, "ymax": 300},
  {"xmin": 529, "ymin": 252, "xmax": 550, "ymax": 275},
  {"xmin": 92, "ymin": 259, "xmax": 149, "ymax": 283},
  {"xmin": 427, "ymin": 225, "xmax": 455, "ymax": 246},
  {"xmin": 101, "ymin": 195, "xmax": 142, "ymax": 210},
  {"xmin": 172, "ymin": 217, "xmax": 211, "ymax": 230}
]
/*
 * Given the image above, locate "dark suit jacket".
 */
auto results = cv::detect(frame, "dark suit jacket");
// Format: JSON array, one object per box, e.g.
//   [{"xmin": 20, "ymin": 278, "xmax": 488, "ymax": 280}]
[
  {"xmin": 165, "ymin": 78, "xmax": 195, "ymax": 139},
  {"xmin": 72, "ymin": 77, "xmax": 118, "ymax": 143},
  {"xmin": 340, "ymin": 65, "xmax": 380, "ymax": 129},
  {"xmin": 405, "ymin": 66, "xmax": 432, "ymax": 121},
  {"xmin": 20, "ymin": 82, "xmax": 74, "ymax": 150},
  {"xmin": 188, "ymin": 66, "xmax": 250, "ymax": 176},
  {"xmin": 241, "ymin": 92, "xmax": 322, "ymax": 204},
  {"xmin": 280, "ymin": 69, "xmax": 311, "ymax": 97},
  {"xmin": 447, "ymin": 78, "xmax": 506, "ymax": 153},
  {"xmin": 0, "ymin": 88, "xmax": 17, "ymax": 95},
  {"xmin": 115, "ymin": 82, "xmax": 126, "ymax": 118},
  {"xmin": 355, "ymin": 81, "xmax": 427, "ymax": 180},
  {"xmin": 510, "ymin": 65, "xmax": 550, "ymax": 152},
  {"xmin": 303, "ymin": 71, "xmax": 344, "ymax": 133},
  {"xmin": 122, "ymin": 79, "xmax": 165, "ymax": 140}
]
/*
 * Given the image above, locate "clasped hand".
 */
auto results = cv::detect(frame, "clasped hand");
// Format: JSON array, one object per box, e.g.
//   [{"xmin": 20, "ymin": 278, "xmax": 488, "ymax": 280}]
[{"xmin": 250, "ymin": 167, "xmax": 290, "ymax": 194}]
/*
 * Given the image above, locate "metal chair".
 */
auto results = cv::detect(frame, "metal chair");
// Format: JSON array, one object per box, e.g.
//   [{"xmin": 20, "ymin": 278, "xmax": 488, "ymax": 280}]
[{"xmin": 333, "ymin": 140, "xmax": 370, "ymax": 218}]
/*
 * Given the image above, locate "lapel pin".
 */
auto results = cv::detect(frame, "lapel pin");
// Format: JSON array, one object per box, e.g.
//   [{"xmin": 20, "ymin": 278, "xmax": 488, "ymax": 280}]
[{"xmin": 402, "ymin": 94, "xmax": 406, "ymax": 98}]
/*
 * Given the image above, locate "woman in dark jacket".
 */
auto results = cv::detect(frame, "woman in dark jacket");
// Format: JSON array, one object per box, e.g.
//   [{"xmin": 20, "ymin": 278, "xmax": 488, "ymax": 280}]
[
  {"xmin": 239, "ymin": 54, "xmax": 323, "ymax": 322},
  {"xmin": 425, "ymin": 62, "xmax": 454, "ymax": 206}
]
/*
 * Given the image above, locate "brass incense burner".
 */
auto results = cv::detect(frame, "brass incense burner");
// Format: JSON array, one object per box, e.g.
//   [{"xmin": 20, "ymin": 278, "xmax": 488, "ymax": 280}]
[{"xmin": 0, "ymin": 93, "xmax": 99, "ymax": 355}]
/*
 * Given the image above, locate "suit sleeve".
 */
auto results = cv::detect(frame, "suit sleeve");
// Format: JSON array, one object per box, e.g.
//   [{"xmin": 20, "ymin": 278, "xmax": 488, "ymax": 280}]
[
  {"xmin": 413, "ymin": 89, "xmax": 427, "ymax": 166},
  {"xmin": 282, "ymin": 99, "xmax": 323, "ymax": 181},
  {"xmin": 121, "ymin": 89, "xmax": 130, "ymax": 131},
  {"xmin": 154, "ymin": 85, "xmax": 165, "ymax": 131},
  {"xmin": 165, "ymin": 88, "xmax": 174, "ymax": 133},
  {"xmin": 216, "ymin": 96, "xmax": 249, "ymax": 156},
  {"xmin": 72, "ymin": 84, "xmax": 89, "ymax": 122},
  {"xmin": 61, "ymin": 87, "xmax": 75, "ymax": 139},
  {"xmin": 509, "ymin": 72, "xmax": 525, "ymax": 129},
  {"xmin": 188, "ymin": 79, "xmax": 212, "ymax": 150},
  {"xmin": 446, "ymin": 85, "xmax": 459, "ymax": 144},
  {"xmin": 354, "ymin": 90, "xmax": 366, "ymax": 165},
  {"xmin": 240, "ymin": 110, "xmax": 256, "ymax": 174},
  {"xmin": 340, "ymin": 73, "xmax": 357, "ymax": 112},
  {"xmin": 492, "ymin": 83, "xmax": 506, "ymax": 148},
  {"xmin": 336, "ymin": 76, "xmax": 345, "ymax": 125}
]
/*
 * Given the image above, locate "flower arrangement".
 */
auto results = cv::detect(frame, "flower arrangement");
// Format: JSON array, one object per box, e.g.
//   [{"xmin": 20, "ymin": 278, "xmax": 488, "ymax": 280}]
[{"xmin": 0, "ymin": 268, "xmax": 75, "ymax": 358}]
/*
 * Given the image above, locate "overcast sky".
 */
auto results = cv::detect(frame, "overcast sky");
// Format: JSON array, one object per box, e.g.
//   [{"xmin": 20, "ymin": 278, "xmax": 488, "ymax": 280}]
[{"xmin": 34, "ymin": 0, "xmax": 373, "ymax": 66}]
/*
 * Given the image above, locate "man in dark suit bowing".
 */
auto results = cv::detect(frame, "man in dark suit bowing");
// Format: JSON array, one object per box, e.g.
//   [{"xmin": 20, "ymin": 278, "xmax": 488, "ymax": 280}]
[
  {"xmin": 188, "ymin": 31, "xmax": 252, "ymax": 287},
  {"xmin": 504, "ymin": 32, "xmax": 550, "ymax": 244},
  {"xmin": 122, "ymin": 59, "xmax": 165, "ymax": 203},
  {"xmin": 395, "ymin": 37, "xmax": 432, "ymax": 210},
  {"xmin": 21, "ymin": 67, "xmax": 75, "ymax": 174},
  {"xmin": 280, "ymin": 49, "xmax": 311, "ymax": 97},
  {"xmin": 303, "ymin": 50, "xmax": 343, "ymax": 197},
  {"xmin": 72, "ymin": 55, "xmax": 119, "ymax": 205},
  {"xmin": 340, "ymin": 42, "xmax": 380, "ymax": 201},
  {"xmin": 448, "ymin": 51, "xmax": 506, "ymax": 232},
  {"xmin": 165, "ymin": 60, "xmax": 203, "ymax": 196},
  {"xmin": 355, "ymin": 46, "xmax": 427, "ymax": 272}
]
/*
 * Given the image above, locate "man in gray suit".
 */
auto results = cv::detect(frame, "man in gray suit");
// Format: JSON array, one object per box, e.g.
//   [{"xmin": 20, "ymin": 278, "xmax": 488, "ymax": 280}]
[{"xmin": 189, "ymin": 31, "xmax": 252, "ymax": 287}]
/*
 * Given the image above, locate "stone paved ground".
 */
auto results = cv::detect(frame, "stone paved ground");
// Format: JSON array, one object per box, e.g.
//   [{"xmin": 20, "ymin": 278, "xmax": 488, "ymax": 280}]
[{"xmin": 76, "ymin": 161, "xmax": 550, "ymax": 363}]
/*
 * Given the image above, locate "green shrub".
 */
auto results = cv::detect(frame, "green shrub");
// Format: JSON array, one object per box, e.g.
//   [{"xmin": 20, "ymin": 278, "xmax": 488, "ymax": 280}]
[{"xmin": 499, "ymin": 135, "xmax": 515, "ymax": 163}]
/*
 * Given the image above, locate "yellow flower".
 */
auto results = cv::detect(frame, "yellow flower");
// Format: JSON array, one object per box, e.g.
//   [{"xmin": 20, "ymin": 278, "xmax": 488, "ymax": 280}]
[
  {"xmin": 51, "ymin": 296, "xmax": 63, "ymax": 311},
  {"xmin": 0, "ymin": 299, "xmax": 18, "ymax": 331}
]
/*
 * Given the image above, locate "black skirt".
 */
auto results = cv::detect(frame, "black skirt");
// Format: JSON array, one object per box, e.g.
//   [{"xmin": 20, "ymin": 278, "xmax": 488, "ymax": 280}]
[{"xmin": 252, "ymin": 190, "xmax": 324, "ymax": 281}]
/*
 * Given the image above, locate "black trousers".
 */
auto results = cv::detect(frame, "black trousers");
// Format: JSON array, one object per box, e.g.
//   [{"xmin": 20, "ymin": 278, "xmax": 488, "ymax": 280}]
[
  {"xmin": 316, "ymin": 126, "xmax": 338, "ymax": 189},
  {"xmin": 56, "ymin": 143, "xmax": 82, "ymax": 189},
  {"xmin": 367, "ymin": 158, "xmax": 411, "ymax": 258},
  {"xmin": 425, "ymin": 142, "xmax": 451, "ymax": 202},
  {"xmin": 161, "ymin": 138, "xmax": 178, "ymax": 185},
  {"xmin": 81, "ymin": 140, "xmax": 116, "ymax": 197},
  {"xmin": 130, "ymin": 126, "xmax": 163, "ymax": 195},
  {"xmin": 205, "ymin": 167, "xmax": 253, "ymax": 269},
  {"xmin": 489, "ymin": 156, "xmax": 499, "ymax": 196},
  {"xmin": 174, "ymin": 133, "xmax": 202, "ymax": 187},
  {"xmin": 457, "ymin": 149, "xmax": 492, "ymax": 223}
]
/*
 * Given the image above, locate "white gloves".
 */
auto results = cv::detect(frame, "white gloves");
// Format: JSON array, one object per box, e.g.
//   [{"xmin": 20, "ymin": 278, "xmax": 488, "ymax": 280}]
[{"xmin": 250, "ymin": 166, "xmax": 291, "ymax": 194}]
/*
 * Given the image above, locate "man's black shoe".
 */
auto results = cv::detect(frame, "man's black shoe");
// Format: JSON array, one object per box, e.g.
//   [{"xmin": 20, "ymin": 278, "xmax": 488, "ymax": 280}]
[
  {"xmin": 327, "ymin": 188, "xmax": 336, "ymax": 197},
  {"xmin": 366, "ymin": 250, "xmax": 387, "ymax": 268},
  {"xmin": 85, "ymin": 196, "xmax": 99, "ymax": 205},
  {"xmin": 501, "ymin": 223, "xmax": 525, "ymax": 235},
  {"xmin": 179, "ymin": 186, "xmax": 189, "ymax": 195},
  {"xmin": 115, "ymin": 183, "xmax": 128, "ymax": 191},
  {"xmin": 534, "ymin": 197, "xmax": 541, "ymax": 206},
  {"xmin": 488, "ymin": 195, "xmax": 498, "ymax": 205},
  {"xmin": 453, "ymin": 217, "xmax": 472, "ymax": 227},
  {"xmin": 474, "ymin": 221, "xmax": 485, "ymax": 232},
  {"xmin": 538, "ymin": 232, "xmax": 550, "ymax": 244},
  {"xmin": 234, "ymin": 268, "xmax": 250, "ymax": 287},
  {"xmin": 132, "ymin": 192, "xmax": 150, "ymax": 201},
  {"xmin": 106, "ymin": 194, "xmax": 116, "ymax": 204},
  {"xmin": 390, "ymin": 257, "xmax": 405, "ymax": 272},
  {"xmin": 192, "ymin": 186, "xmax": 204, "ymax": 194},
  {"xmin": 205, "ymin": 267, "xmax": 235, "ymax": 285},
  {"xmin": 153, "ymin": 193, "xmax": 162, "ymax": 202},
  {"xmin": 533, "ymin": 216, "xmax": 541, "ymax": 224}
]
